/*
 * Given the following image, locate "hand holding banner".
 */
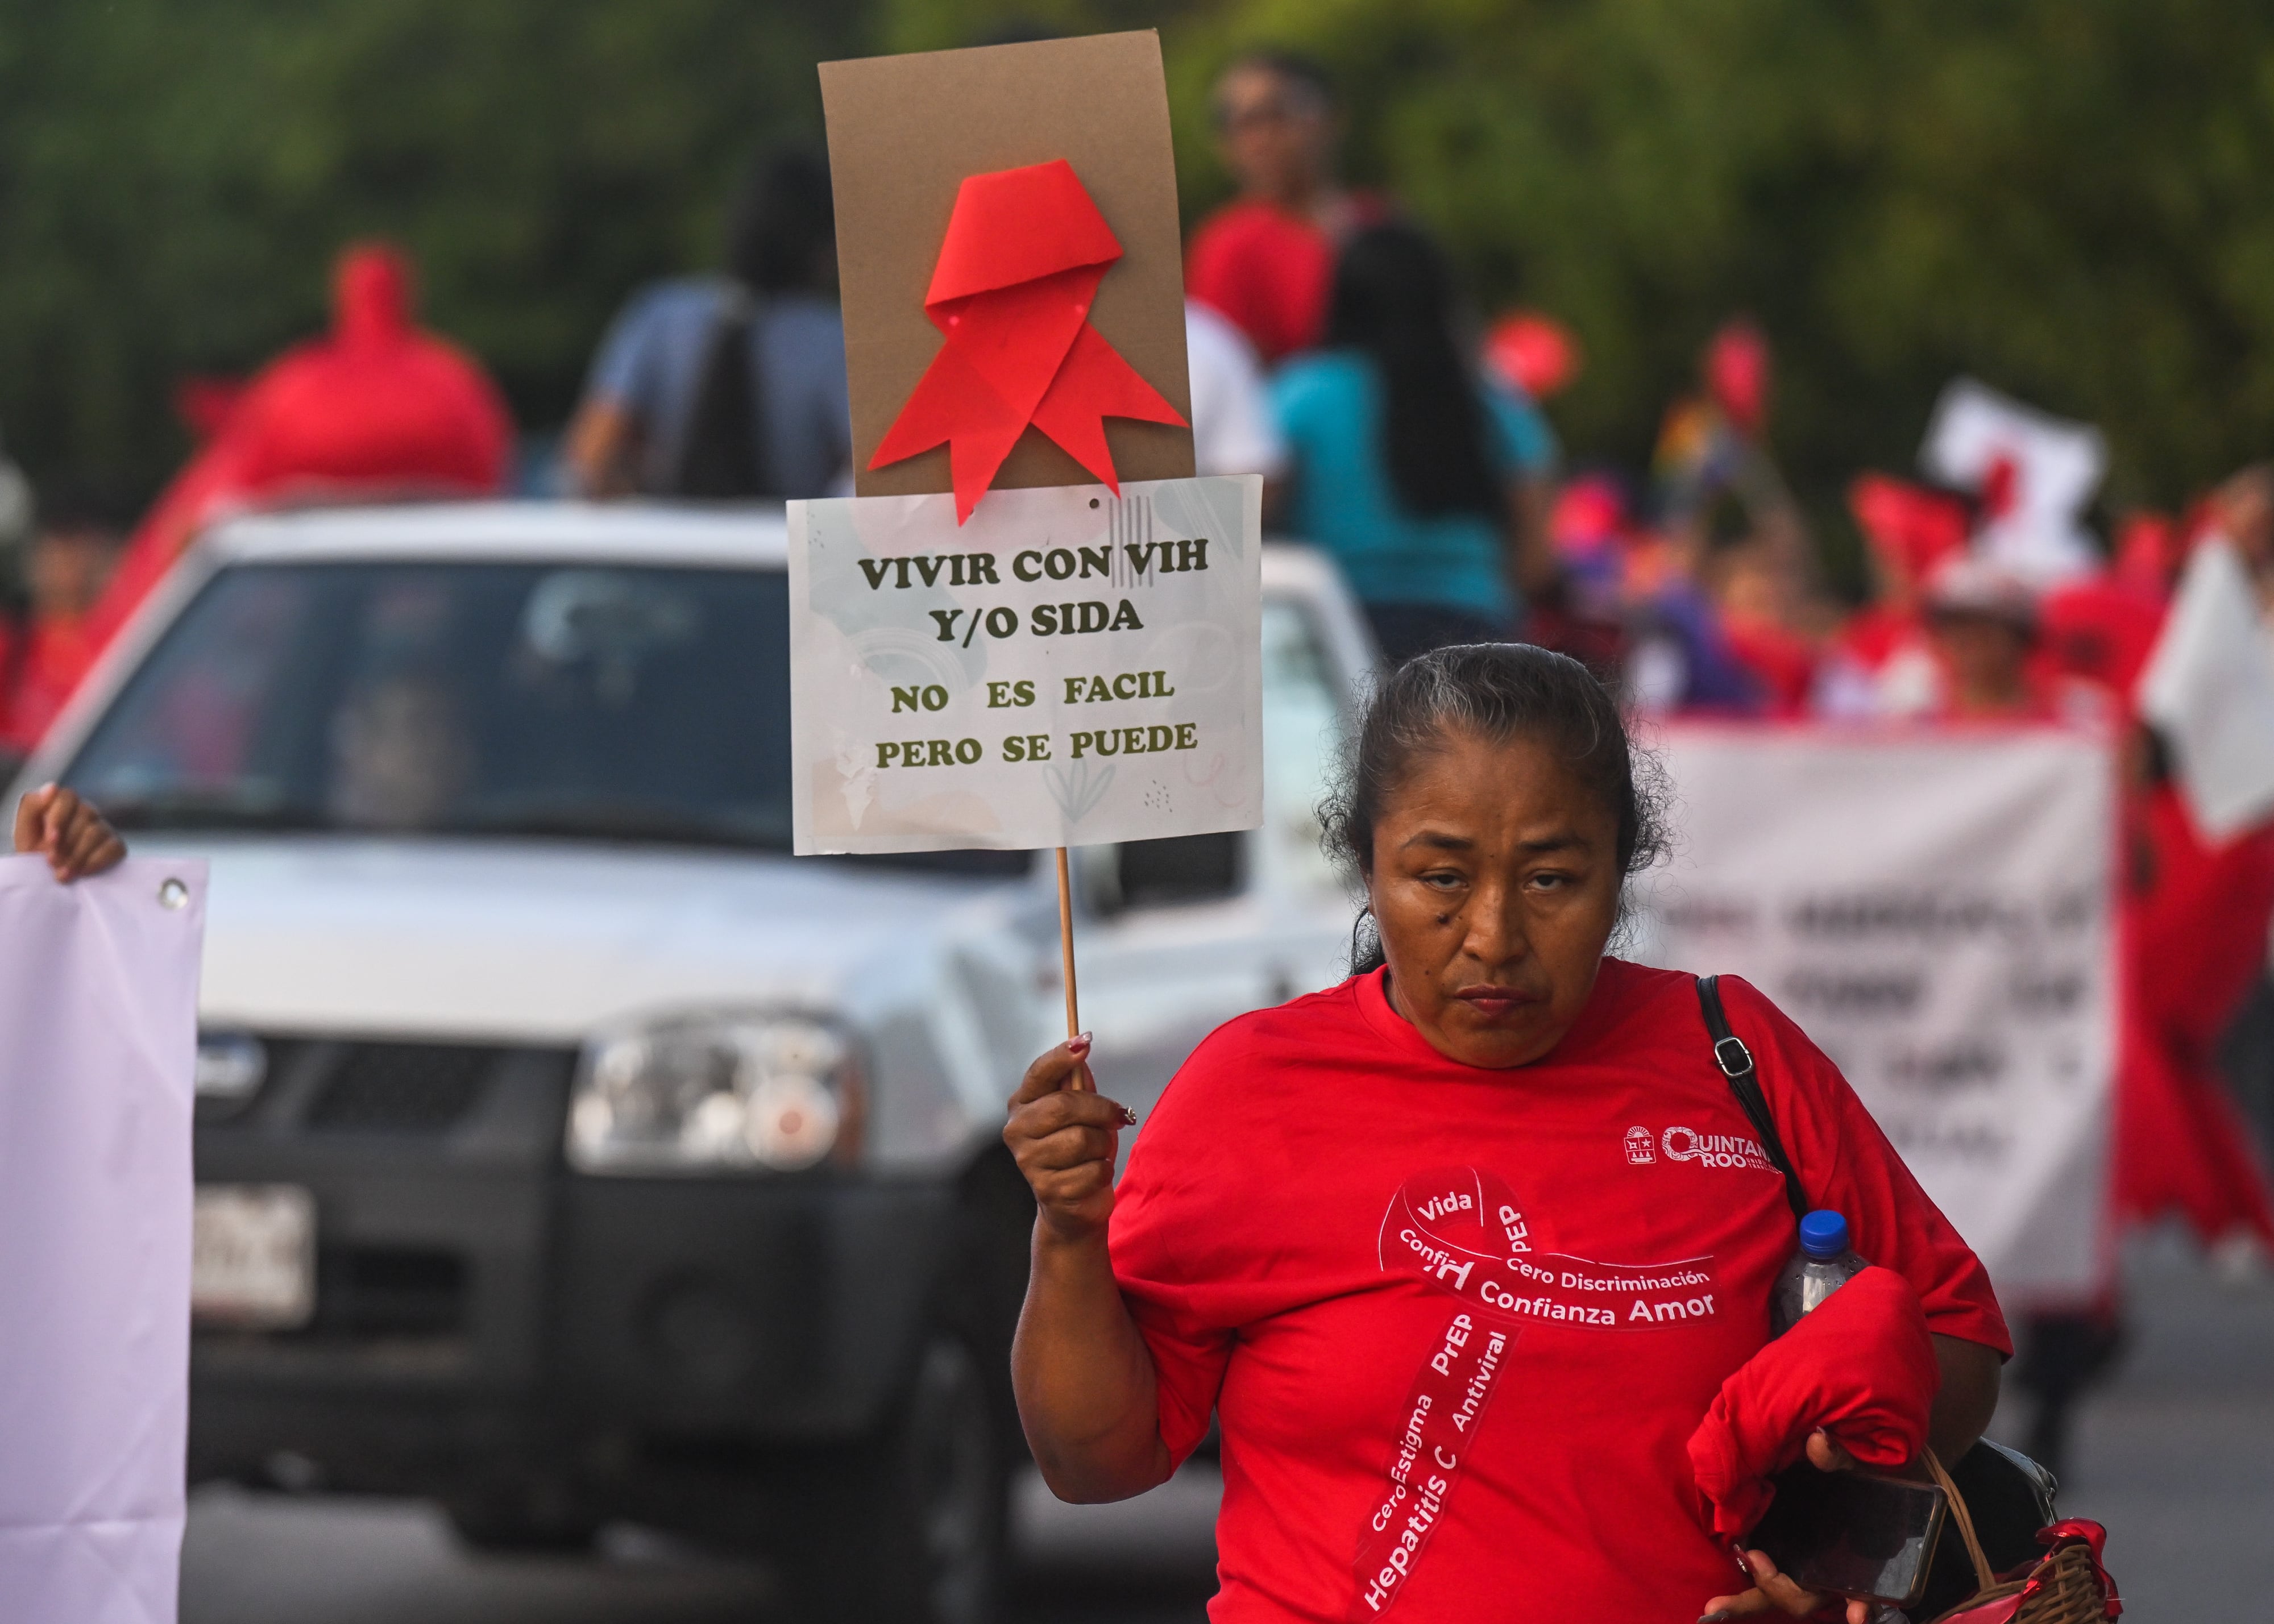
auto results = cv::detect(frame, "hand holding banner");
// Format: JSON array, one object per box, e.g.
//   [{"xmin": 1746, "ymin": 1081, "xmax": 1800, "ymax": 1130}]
[{"xmin": 0, "ymin": 858, "xmax": 204, "ymax": 1624}]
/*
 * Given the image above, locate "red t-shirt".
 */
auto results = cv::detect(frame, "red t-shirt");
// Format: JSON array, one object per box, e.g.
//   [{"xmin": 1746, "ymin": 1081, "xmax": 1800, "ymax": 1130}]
[
  {"xmin": 1187, "ymin": 200, "xmax": 1334, "ymax": 365},
  {"xmin": 1186, "ymin": 195, "xmax": 1390, "ymax": 364},
  {"xmin": 1721, "ymin": 616, "xmax": 1818, "ymax": 717},
  {"xmin": 1110, "ymin": 959, "xmax": 2008, "ymax": 1624},
  {"xmin": 0, "ymin": 612, "xmax": 98, "ymax": 753}
]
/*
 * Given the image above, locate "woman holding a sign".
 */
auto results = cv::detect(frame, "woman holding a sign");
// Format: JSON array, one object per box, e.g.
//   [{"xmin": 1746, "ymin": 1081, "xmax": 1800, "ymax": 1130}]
[{"xmin": 1006, "ymin": 642, "xmax": 2006, "ymax": 1623}]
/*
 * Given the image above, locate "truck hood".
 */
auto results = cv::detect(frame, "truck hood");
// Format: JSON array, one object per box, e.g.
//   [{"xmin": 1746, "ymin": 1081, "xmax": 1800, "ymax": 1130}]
[{"xmin": 138, "ymin": 835, "xmax": 1028, "ymax": 1044}]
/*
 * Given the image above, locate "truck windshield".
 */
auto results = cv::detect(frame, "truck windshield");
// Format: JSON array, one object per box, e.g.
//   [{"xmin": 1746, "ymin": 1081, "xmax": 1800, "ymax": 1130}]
[{"xmin": 67, "ymin": 560, "xmax": 800, "ymax": 850}]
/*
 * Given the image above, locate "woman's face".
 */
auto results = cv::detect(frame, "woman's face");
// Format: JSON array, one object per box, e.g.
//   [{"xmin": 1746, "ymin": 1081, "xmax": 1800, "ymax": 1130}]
[{"xmin": 1366, "ymin": 726, "xmax": 1622, "ymax": 1068}]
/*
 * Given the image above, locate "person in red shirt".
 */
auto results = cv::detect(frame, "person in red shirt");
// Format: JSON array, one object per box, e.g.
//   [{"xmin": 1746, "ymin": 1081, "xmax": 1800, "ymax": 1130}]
[
  {"xmin": 0, "ymin": 488, "xmax": 123, "ymax": 758},
  {"xmin": 1712, "ymin": 543, "xmax": 1818, "ymax": 716},
  {"xmin": 74, "ymin": 243, "xmax": 513, "ymax": 698},
  {"xmin": 1186, "ymin": 53, "xmax": 1385, "ymax": 364},
  {"xmin": 1007, "ymin": 643, "xmax": 2007, "ymax": 1623},
  {"xmin": 2111, "ymin": 467, "xmax": 2274, "ymax": 1260},
  {"xmin": 1918, "ymin": 554, "xmax": 2113, "ymax": 725},
  {"xmin": 1815, "ymin": 475, "xmax": 1969, "ymax": 718},
  {"xmin": 2115, "ymin": 762, "xmax": 2274, "ymax": 1257},
  {"xmin": 1921, "ymin": 556, "xmax": 2043, "ymax": 718}
]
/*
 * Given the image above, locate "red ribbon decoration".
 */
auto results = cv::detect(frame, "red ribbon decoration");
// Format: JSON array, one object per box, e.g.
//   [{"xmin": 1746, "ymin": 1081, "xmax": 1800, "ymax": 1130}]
[{"xmin": 868, "ymin": 159, "xmax": 1188, "ymax": 523}]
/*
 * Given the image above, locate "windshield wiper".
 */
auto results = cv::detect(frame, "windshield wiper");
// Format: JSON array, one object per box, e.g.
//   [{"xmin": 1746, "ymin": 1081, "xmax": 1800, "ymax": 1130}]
[
  {"xmin": 442, "ymin": 799, "xmax": 791, "ymax": 851},
  {"xmin": 95, "ymin": 790, "xmax": 325, "ymax": 832}
]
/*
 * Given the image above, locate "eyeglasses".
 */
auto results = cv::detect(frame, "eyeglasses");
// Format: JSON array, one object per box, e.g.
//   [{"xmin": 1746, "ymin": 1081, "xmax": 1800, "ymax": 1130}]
[{"xmin": 1213, "ymin": 87, "xmax": 1326, "ymax": 135}]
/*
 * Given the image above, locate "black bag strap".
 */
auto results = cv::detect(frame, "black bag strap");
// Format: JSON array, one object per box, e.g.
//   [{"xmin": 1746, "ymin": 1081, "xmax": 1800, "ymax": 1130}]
[
  {"xmin": 667, "ymin": 284, "xmax": 771, "ymax": 499},
  {"xmin": 1695, "ymin": 974, "xmax": 1810, "ymax": 1221}
]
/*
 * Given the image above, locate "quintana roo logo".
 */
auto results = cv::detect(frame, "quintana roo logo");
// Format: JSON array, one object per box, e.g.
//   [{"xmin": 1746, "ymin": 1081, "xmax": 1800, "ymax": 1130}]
[
  {"xmin": 1657, "ymin": 1125, "xmax": 1773, "ymax": 1170},
  {"xmin": 1624, "ymin": 1126, "xmax": 1655, "ymax": 1165}
]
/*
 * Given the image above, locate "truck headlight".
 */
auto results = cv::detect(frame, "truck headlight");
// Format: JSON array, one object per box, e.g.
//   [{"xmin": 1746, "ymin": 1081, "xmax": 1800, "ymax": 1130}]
[
  {"xmin": 195, "ymin": 1032, "xmax": 269, "ymax": 1103},
  {"xmin": 566, "ymin": 1015, "xmax": 863, "ymax": 1174}
]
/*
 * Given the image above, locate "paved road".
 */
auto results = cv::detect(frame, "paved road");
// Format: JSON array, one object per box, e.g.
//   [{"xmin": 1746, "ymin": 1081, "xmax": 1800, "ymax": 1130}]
[
  {"xmin": 1984, "ymin": 1232, "xmax": 2274, "ymax": 1619},
  {"xmin": 181, "ymin": 1239, "xmax": 2269, "ymax": 1623},
  {"xmin": 180, "ymin": 1463, "xmax": 1222, "ymax": 1624}
]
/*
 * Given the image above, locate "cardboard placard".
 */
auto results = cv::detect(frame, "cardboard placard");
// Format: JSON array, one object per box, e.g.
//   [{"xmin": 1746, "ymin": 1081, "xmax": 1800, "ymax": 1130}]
[
  {"xmin": 819, "ymin": 31, "xmax": 1196, "ymax": 500},
  {"xmin": 796, "ymin": 34, "xmax": 1250, "ymax": 873}
]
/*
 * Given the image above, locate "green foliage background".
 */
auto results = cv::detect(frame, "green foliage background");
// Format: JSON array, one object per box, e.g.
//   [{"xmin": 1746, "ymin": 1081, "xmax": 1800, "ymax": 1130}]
[
  {"xmin": 0, "ymin": 0, "xmax": 857, "ymax": 497},
  {"xmin": 7, "ymin": 0, "xmax": 2274, "ymax": 546}
]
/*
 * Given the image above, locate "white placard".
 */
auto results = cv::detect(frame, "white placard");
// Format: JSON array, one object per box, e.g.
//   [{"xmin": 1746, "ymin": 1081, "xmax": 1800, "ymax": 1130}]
[
  {"xmin": 1632, "ymin": 726, "xmax": 2117, "ymax": 1299},
  {"xmin": 2138, "ymin": 538, "xmax": 2274, "ymax": 839},
  {"xmin": 0, "ymin": 857, "xmax": 205, "ymax": 1624},
  {"xmin": 1920, "ymin": 377, "xmax": 2106, "ymax": 587},
  {"xmin": 789, "ymin": 476, "xmax": 1263, "ymax": 854}
]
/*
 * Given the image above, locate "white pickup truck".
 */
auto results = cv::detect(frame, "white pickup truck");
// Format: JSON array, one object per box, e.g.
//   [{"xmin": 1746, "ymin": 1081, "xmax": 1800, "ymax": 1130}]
[{"xmin": 15, "ymin": 500, "xmax": 1375, "ymax": 1623}]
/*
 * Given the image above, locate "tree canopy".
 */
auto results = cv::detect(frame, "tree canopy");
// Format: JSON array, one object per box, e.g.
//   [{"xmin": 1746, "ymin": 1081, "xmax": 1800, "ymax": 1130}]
[
  {"xmin": 7, "ymin": 0, "xmax": 2274, "ymax": 545},
  {"xmin": 0, "ymin": 0, "xmax": 857, "ymax": 498}
]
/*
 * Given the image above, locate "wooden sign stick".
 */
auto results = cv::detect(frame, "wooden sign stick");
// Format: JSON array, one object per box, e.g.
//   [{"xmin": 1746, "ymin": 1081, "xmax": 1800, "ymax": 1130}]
[{"xmin": 1054, "ymin": 846, "xmax": 1082, "ymax": 1065}]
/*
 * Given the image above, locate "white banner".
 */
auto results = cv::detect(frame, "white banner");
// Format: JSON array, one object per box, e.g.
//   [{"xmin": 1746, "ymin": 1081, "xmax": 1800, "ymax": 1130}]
[
  {"xmin": 0, "ymin": 857, "xmax": 205, "ymax": 1624},
  {"xmin": 789, "ymin": 475, "xmax": 1263, "ymax": 854},
  {"xmin": 1633, "ymin": 726, "xmax": 2117, "ymax": 1299}
]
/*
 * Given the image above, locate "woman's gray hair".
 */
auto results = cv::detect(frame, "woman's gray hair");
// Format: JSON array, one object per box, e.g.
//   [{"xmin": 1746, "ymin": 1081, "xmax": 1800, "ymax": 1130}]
[{"xmin": 1318, "ymin": 642, "xmax": 1670, "ymax": 970}]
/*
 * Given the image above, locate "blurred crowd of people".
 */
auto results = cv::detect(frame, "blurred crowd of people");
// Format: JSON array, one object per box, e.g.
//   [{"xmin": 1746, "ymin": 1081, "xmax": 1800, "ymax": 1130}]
[
  {"xmin": 0, "ymin": 243, "xmax": 512, "ymax": 758},
  {"xmin": 9, "ymin": 48, "xmax": 2274, "ymax": 742},
  {"xmin": 1168, "ymin": 61, "xmax": 2274, "ymax": 1442},
  {"xmin": 0, "ymin": 43, "xmax": 2269, "ymax": 1376},
  {"xmin": 1173, "ymin": 51, "xmax": 2274, "ymax": 747}
]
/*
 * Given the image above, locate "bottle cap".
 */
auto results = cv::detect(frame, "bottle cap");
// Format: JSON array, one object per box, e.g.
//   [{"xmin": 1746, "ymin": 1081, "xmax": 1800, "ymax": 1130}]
[{"xmin": 1799, "ymin": 1210, "xmax": 1849, "ymax": 1259}]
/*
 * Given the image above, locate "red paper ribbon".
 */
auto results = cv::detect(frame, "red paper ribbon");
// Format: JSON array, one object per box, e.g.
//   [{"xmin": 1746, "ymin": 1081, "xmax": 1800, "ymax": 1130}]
[{"xmin": 868, "ymin": 159, "xmax": 1187, "ymax": 522}]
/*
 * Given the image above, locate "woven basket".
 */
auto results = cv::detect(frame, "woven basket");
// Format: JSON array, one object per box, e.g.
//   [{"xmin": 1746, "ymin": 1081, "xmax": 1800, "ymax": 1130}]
[{"xmin": 1920, "ymin": 1452, "xmax": 2113, "ymax": 1624}]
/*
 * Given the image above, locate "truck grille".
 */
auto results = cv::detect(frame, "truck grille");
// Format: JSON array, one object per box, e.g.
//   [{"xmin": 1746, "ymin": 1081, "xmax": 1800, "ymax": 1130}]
[
  {"xmin": 306, "ymin": 1043, "xmax": 500, "ymax": 1133},
  {"xmin": 315, "ymin": 1245, "xmax": 467, "ymax": 1335}
]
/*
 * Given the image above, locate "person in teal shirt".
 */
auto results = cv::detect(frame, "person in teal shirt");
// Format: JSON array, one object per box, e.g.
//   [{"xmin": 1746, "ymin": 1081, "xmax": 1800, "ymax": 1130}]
[{"xmin": 1271, "ymin": 224, "xmax": 1559, "ymax": 663}]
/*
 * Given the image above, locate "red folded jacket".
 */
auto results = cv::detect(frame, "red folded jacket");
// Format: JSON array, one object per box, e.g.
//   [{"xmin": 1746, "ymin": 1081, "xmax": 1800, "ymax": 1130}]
[{"xmin": 1687, "ymin": 1265, "xmax": 1939, "ymax": 1538}]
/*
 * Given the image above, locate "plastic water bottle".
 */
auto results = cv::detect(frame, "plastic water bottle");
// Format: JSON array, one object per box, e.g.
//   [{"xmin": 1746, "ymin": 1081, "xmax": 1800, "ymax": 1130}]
[{"xmin": 1770, "ymin": 1210, "xmax": 1869, "ymax": 1337}]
